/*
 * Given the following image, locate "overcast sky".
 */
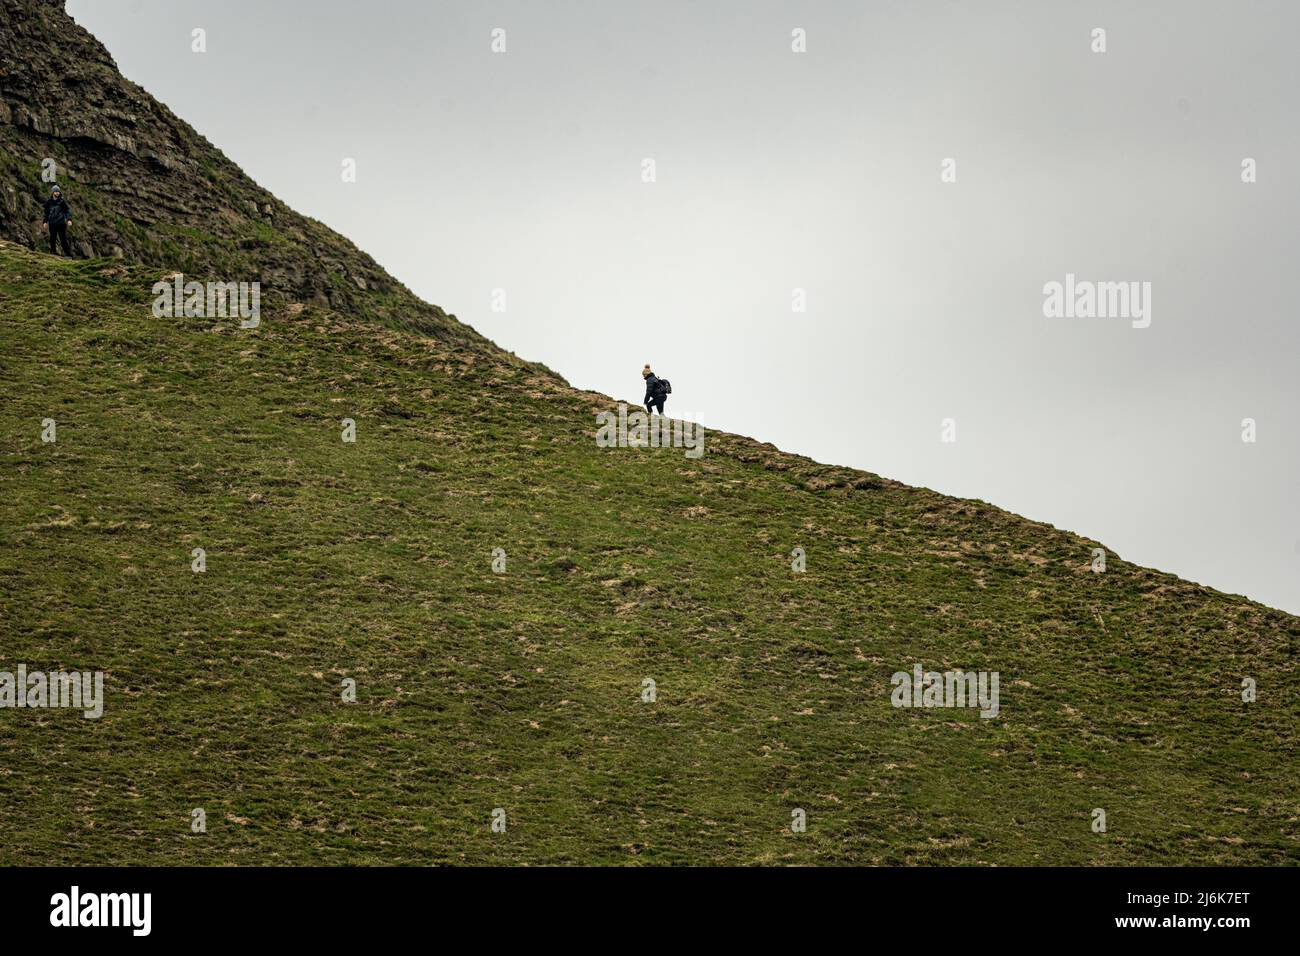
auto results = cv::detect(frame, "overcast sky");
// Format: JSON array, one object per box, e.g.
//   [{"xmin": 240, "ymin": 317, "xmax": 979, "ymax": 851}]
[{"xmin": 67, "ymin": 0, "xmax": 1299, "ymax": 615}]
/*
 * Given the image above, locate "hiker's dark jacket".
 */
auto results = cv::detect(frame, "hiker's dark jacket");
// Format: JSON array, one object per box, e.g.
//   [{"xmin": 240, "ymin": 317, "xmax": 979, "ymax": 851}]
[
  {"xmin": 644, "ymin": 374, "xmax": 666, "ymax": 404},
  {"xmin": 43, "ymin": 196, "xmax": 72, "ymax": 226}
]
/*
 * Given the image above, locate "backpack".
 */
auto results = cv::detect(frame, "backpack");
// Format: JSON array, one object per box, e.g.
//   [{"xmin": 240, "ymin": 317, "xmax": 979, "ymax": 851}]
[{"xmin": 657, "ymin": 378, "xmax": 672, "ymax": 396}]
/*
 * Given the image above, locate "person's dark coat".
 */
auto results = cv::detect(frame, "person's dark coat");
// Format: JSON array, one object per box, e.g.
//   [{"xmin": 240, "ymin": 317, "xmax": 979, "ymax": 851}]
[
  {"xmin": 644, "ymin": 374, "xmax": 667, "ymax": 405},
  {"xmin": 43, "ymin": 195, "xmax": 72, "ymax": 226}
]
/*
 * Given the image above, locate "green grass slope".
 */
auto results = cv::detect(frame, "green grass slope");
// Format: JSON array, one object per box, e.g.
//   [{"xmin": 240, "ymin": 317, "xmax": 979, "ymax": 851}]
[{"xmin": 1, "ymin": 242, "xmax": 1297, "ymax": 865}]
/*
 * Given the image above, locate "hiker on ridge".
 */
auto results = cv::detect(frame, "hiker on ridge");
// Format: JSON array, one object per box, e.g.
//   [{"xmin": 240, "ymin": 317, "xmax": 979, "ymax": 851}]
[
  {"xmin": 42, "ymin": 184, "xmax": 73, "ymax": 257},
  {"xmin": 642, "ymin": 363, "xmax": 670, "ymax": 417}
]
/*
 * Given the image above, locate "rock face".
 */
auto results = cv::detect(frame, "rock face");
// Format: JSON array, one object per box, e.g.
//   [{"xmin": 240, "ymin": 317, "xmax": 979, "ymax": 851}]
[{"xmin": 0, "ymin": 0, "xmax": 507, "ymax": 353}]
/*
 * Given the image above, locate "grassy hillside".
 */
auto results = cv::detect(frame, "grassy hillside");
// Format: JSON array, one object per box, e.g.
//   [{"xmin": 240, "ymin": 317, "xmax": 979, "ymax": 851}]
[{"xmin": 0, "ymin": 242, "xmax": 1297, "ymax": 865}]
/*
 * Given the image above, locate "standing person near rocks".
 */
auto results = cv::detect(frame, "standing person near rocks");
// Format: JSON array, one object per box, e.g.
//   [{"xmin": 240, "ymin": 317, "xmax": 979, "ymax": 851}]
[
  {"xmin": 42, "ymin": 184, "xmax": 73, "ymax": 257},
  {"xmin": 642, "ymin": 363, "xmax": 671, "ymax": 417}
]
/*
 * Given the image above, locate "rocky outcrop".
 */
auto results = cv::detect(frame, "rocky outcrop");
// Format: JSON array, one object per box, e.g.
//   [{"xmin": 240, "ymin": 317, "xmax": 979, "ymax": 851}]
[{"xmin": 0, "ymin": 0, "xmax": 522, "ymax": 358}]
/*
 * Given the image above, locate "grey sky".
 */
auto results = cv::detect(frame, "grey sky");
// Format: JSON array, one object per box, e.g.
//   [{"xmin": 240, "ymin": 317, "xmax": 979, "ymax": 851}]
[{"xmin": 67, "ymin": 0, "xmax": 1299, "ymax": 614}]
